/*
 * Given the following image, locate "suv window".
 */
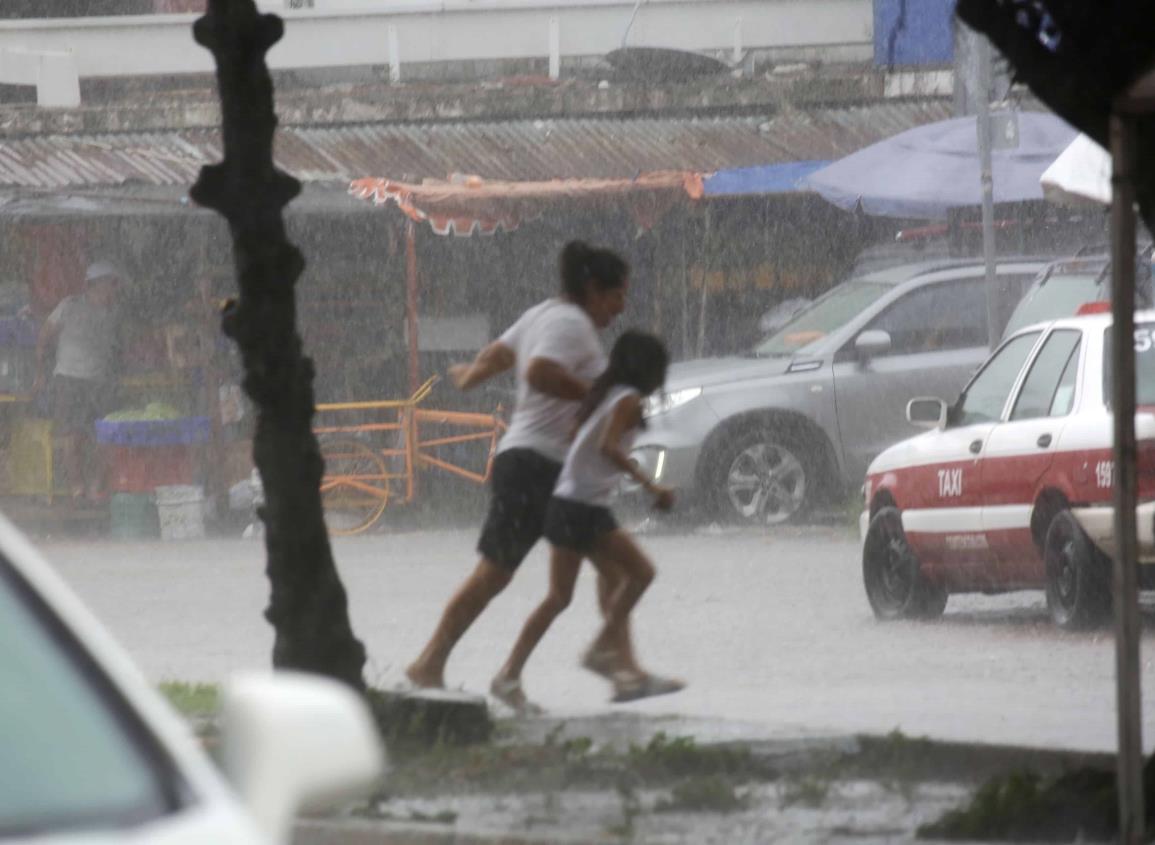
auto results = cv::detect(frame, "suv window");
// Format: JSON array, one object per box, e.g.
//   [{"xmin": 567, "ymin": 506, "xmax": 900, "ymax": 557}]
[
  {"xmin": 954, "ymin": 332, "xmax": 1041, "ymax": 426},
  {"xmin": 863, "ymin": 277, "xmax": 987, "ymax": 356},
  {"xmin": 754, "ymin": 281, "xmax": 891, "ymax": 357},
  {"xmin": 1003, "ymin": 272, "xmax": 1101, "ymax": 337},
  {"xmin": 1002, "ymin": 258, "xmax": 1154, "ymax": 340},
  {"xmin": 1011, "ymin": 330, "xmax": 1082, "ymax": 421}
]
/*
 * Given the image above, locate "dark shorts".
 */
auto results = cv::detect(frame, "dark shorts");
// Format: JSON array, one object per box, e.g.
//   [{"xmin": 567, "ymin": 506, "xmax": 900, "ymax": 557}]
[
  {"xmin": 477, "ymin": 448, "xmax": 563, "ymax": 571},
  {"xmin": 543, "ymin": 496, "xmax": 619, "ymax": 555},
  {"xmin": 49, "ymin": 375, "xmax": 110, "ymax": 434}
]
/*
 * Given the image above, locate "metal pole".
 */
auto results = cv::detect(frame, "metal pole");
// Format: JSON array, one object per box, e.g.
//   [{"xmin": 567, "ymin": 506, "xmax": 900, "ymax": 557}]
[
  {"xmin": 405, "ymin": 219, "xmax": 420, "ymax": 395},
  {"xmin": 697, "ymin": 207, "xmax": 711, "ymax": 358},
  {"xmin": 1110, "ymin": 107, "xmax": 1145, "ymax": 845},
  {"xmin": 548, "ymin": 16, "xmax": 560, "ymax": 81},
  {"xmin": 680, "ymin": 221, "xmax": 689, "ymax": 358},
  {"xmin": 388, "ymin": 24, "xmax": 401, "ymax": 84},
  {"xmin": 975, "ymin": 35, "xmax": 999, "ymax": 349}
]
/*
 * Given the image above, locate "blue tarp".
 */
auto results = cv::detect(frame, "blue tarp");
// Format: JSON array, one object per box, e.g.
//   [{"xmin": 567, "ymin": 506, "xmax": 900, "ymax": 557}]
[{"xmin": 703, "ymin": 161, "xmax": 830, "ymax": 197}]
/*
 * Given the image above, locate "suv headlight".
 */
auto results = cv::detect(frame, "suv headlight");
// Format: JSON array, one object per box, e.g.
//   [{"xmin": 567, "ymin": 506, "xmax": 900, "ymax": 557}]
[{"xmin": 644, "ymin": 386, "xmax": 702, "ymax": 417}]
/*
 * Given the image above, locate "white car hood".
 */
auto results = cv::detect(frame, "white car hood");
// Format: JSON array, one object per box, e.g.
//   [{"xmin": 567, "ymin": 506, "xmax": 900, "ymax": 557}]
[{"xmin": 867, "ymin": 429, "xmax": 942, "ymax": 476}]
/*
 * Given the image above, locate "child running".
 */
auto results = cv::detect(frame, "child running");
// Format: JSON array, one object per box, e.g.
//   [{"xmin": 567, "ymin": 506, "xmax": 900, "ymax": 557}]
[{"xmin": 491, "ymin": 330, "xmax": 684, "ymax": 709}]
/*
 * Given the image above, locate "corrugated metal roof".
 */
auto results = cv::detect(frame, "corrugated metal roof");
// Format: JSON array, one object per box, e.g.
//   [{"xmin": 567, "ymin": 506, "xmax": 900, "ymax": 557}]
[{"xmin": 0, "ymin": 99, "xmax": 955, "ymax": 189}]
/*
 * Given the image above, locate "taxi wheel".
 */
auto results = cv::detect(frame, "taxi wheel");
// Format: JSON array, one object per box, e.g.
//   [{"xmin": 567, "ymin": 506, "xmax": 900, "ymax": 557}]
[
  {"xmin": 863, "ymin": 506, "xmax": 947, "ymax": 621},
  {"xmin": 1044, "ymin": 510, "xmax": 1112, "ymax": 630}
]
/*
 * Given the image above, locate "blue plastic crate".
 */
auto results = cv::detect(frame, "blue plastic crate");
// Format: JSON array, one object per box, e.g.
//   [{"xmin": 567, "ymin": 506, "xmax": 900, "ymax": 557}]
[{"xmin": 95, "ymin": 416, "xmax": 211, "ymax": 446}]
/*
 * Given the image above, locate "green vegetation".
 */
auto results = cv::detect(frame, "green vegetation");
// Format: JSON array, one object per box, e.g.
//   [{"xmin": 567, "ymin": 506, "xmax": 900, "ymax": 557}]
[
  {"xmin": 158, "ymin": 681, "xmax": 219, "ymax": 718},
  {"xmin": 780, "ymin": 774, "xmax": 831, "ymax": 808},
  {"xmin": 383, "ymin": 729, "xmax": 774, "ymax": 798},
  {"xmin": 657, "ymin": 775, "xmax": 749, "ymax": 813},
  {"xmin": 625, "ymin": 732, "xmax": 770, "ymax": 780}
]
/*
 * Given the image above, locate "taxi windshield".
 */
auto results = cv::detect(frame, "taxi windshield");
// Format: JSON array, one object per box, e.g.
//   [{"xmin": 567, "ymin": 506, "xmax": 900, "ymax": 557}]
[{"xmin": 752, "ymin": 281, "xmax": 891, "ymax": 357}]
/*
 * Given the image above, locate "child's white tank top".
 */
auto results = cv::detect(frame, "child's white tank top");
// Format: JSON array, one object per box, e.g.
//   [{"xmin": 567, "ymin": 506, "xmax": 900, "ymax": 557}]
[{"xmin": 554, "ymin": 385, "xmax": 640, "ymax": 507}]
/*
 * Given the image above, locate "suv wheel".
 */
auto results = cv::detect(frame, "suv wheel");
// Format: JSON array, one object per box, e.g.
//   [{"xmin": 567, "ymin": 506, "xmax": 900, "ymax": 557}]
[
  {"xmin": 1044, "ymin": 510, "xmax": 1111, "ymax": 629},
  {"xmin": 862, "ymin": 506, "xmax": 948, "ymax": 620},
  {"xmin": 710, "ymin": 427, "xmax": 812, "ymax": 524}
]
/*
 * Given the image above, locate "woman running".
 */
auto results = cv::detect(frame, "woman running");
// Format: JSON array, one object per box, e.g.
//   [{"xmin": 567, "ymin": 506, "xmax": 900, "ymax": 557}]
[
  {"xmin": 491, "ymin": 330, "xmax": 684, "ymax": 706},
  {"xmin": 407, "ymin": 242, "xmax": 645, "ymax": 702}
]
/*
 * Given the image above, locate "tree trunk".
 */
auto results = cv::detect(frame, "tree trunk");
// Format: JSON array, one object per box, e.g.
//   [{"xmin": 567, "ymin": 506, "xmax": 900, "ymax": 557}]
[{"xmin": 189, "ymin": 0, "xmax": 366, "ymax": 690}]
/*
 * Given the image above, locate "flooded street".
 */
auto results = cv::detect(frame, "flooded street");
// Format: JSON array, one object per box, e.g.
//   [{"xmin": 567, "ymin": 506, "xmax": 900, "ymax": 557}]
[{"xmin": 43, "ymin": 524, "xmax": 1155, "ymax": 753}]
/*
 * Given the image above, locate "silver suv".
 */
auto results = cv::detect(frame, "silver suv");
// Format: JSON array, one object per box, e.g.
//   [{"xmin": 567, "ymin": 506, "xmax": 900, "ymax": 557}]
[{"xmin": 632, "ymin": 258, "xmax": 1050, "ymax": 524}]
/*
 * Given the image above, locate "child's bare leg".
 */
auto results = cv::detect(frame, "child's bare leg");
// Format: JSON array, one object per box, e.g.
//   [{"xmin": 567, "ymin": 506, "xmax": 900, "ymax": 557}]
[
  {"xmin": 591, "ymin": 564, "xmax": 644, "ymax": 675},
  {"xmin": 587, "ymin": 530, "xmax": 655, "ymax": 664},
  {"xmin": 492, "ymin": 546, "xmax": 583, "ymax": 702}
]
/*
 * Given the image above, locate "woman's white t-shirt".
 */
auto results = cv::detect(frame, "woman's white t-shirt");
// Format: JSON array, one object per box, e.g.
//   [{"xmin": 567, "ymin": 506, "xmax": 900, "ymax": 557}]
[
  {"xmin": 497, "ymin": 299, "xmax": 606, "ymax": 464},
  {"xmin": 554, "ymin": 385, "xmax": 640, "ymax": 507}
]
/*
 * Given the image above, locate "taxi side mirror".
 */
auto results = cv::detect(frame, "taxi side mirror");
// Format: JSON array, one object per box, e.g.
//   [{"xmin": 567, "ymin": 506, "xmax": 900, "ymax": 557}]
[
  {"xmin": 854, "ymin": 330, "xmax": 892, "ymax": 362},
  {"xmin": 907, "ymin": 397, "xmax": 948, "ymax": 429}
]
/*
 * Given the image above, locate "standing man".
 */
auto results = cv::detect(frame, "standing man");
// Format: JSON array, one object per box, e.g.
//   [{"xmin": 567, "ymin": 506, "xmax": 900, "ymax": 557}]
[
  {"xmin": 35, "ymin": 260, "xmax": 123, "ymax": 502},
  {"xmin": 406, "ymin": 241, "xmax": 637, "ymax": 712}
]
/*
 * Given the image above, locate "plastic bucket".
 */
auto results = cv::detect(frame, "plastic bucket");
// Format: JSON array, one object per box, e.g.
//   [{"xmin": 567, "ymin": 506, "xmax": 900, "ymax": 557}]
[
  {"xmin": 110, "ymin": 493, "xmax": 159, "ymax": 540},
  {"xmin": 155, "ymin": 484, "xmax": 205, "ymax": 541}
]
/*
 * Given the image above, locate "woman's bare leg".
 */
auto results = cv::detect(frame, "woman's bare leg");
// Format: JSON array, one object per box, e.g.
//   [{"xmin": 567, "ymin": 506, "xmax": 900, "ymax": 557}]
[{"xmin": 406, "ymin": 557, "xmax": 513, "ymax": 688}]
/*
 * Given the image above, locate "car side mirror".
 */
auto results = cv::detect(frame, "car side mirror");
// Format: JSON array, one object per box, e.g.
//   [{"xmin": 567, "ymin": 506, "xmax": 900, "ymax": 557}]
[
  {"xmin": 854, "ymin": 329, "xmax": 892, "ymax": 361},
  {"xmin": 906, "ymin": 397, "xmax": 948, "ymax": 430},
  {"xmin": 220, "ymin": 672, "xmax": 385, "ymax": 843}
]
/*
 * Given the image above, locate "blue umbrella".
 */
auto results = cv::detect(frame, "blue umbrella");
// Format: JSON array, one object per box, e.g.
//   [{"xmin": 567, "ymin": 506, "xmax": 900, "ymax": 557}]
[{"xmin": 803, "ymin": 112, "xmax": 1077, "ymax": 220}]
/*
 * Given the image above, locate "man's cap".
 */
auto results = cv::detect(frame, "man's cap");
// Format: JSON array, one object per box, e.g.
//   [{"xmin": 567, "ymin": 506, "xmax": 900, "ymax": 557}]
[{"xmin": 85, "ymin": 260, "xmax": 124, "ymax": 285}]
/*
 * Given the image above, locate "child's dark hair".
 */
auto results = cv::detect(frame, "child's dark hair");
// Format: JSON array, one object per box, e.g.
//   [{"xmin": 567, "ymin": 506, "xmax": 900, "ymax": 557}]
[
  {"xmin": 560, "ymin": 240, "xmax": 629, "ymax": 303},
  {"xmin": 576, "ymin": 330, "xmax": 669, "ymax": 428}
]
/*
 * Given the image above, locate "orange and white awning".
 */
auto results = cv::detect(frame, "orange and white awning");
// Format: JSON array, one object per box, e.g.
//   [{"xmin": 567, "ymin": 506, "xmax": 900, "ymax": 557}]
[{"xmin": 349, "ymin": 172, "xmax": 705, "ymax": 236}]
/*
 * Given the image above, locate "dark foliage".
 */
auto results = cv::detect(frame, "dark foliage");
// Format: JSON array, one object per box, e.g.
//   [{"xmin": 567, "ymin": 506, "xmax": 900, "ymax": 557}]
[{"xmin": 920, "ymin": 756, "xmax": 1155, "ymax": 841}]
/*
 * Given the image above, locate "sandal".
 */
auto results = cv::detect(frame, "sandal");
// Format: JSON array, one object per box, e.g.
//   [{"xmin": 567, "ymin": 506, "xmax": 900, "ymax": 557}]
[
  {"xmin": 581, "ymin": 646, "xmax": 622, "ymax": 681},
  {"xmin": 611, "ymin": 673, "xmax": 686, "ymax": 704},
  {"xmin": 489, "ymin": 677, "xmax": 545, "ymax": 716}
]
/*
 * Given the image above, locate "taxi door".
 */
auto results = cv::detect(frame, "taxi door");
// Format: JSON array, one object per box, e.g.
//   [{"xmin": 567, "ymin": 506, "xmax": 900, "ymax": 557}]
[
  {"xmin": 898, "ymin": 420, "xmax": 996, "ymax": 580},
  {"xmin": 911, "ymin": 331, "xmax": 1045, "ymax": 580},
  {"xmin": 981, "ymin": 328, "xmax": 1082, "ymax": 582}
]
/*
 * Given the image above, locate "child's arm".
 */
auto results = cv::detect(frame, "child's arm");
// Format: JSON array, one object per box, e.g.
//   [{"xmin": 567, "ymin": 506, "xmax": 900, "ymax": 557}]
[{"xmin": 598, "ymin": 394, "xmax": 675, "ymax": 510}]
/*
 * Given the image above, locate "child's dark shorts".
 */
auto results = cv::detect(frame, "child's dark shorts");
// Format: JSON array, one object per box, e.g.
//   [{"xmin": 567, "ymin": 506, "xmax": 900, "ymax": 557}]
[{"xmin": 543, "ymin": 496, "xmax": 619, "ymax": 554}]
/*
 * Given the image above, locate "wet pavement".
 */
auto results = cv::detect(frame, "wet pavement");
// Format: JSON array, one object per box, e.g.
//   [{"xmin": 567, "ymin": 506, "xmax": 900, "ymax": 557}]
[{"xmin": 41, "ymin": 523, "xmax": 1155, "ymax": 753}]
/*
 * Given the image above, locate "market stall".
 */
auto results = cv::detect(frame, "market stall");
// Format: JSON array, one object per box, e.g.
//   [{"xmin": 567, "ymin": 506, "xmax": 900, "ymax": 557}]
[{"xmin": 348, "ymin": 171, "xmax": 705, "ymax": 392}]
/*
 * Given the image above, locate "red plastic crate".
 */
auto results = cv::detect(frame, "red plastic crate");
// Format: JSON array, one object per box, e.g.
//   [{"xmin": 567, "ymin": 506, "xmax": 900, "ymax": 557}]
[{"xmin": 106, "ymin": 445, "xmax": 194, "ymax": 493}]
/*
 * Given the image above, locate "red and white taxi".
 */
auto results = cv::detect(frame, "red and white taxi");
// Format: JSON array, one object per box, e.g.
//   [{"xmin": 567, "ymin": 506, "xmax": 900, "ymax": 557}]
[{"xmin": 861, "ymin": 305, "xmax": 1155, "ymax": 629}]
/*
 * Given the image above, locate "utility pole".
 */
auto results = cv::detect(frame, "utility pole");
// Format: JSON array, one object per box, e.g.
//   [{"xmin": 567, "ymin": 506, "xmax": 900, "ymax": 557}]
[
  {"xmin": 975, "ymin": 33, "xmax": 999, "ymax": 349},
  {"xmin": 958, "ymin": 22, "xmax": 1001, "ymax": 348}
]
